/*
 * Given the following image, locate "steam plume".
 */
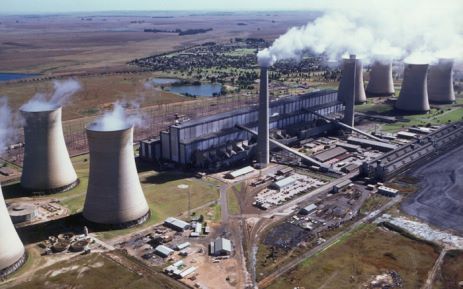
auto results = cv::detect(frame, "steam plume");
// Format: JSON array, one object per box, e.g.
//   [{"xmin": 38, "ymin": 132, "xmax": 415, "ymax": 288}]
[
  {"xmin": 21, "ymin": 79, "xmax": 81, "ymax": 112},
  {"xmin": 89, "ymin": 101, "xmax": 143, "ymax": 131},
  {"xmin": 258, "ymin": 0, "xmax": 463, "ymax": 66},
  {"xmin": 0, "ymin": 98, "xmax": 15, "ymax": 154}
]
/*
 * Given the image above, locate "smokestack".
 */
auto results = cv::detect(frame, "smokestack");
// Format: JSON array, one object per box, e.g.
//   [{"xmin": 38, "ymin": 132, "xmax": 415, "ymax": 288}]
[
  {"xmin": 257, "ymin": 66, "xmax": 270, "ymax": 168},
  {"xmin": 20, "ymin": 106, "xmax": 79, "ymax": 193},
  {"xmin": 340, "ymin": 55, "xmax": 356, "ymax": 127},
  {"xmin": 428, "ymin": 59, "xmax": 455, "ymax": 104},
  {"xmin": 83, "ymin": 125, "xmax": 150, "ymax": 228},
  {"xmin": 366, "ymin": 59, "xmax": 395, "ymax": 96},
  {"xmin": 338, "ymin": 55, "xmax": 366, "ymax": 104},
  {"xmin": 395, "ymin": 63, "xmax": 430, "ymax": 113},
  {"xmin": 0, "ymin": 186, "xmax": 26, "ymax": 278}
]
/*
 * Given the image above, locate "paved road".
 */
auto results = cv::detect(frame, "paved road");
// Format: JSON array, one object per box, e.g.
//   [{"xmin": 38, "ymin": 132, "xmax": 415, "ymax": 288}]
[{"xmin": 258, "ymin": 195, "xmax": 403, "ymax": 288}]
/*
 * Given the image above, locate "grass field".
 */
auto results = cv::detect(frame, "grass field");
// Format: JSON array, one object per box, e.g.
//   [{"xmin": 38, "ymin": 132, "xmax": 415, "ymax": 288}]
[
  {"xmin": 0, "ymin": 73, "xmax": 188, "ymax": 121},
  {"xmin": 3, "ymin": 155, "xmax": 221, "ymax": 241},
  {"xmin": 433, "ymin": 250, "xmax": 463, "ymax": 289},
  {"xmin": 2, "ymin": 253, "xmax": 184, "ymax": 289},
  {"xmin": 227, "ymin": 183, "xmax": 241, "ymax": 215},
  {"xmin": 266, "ymin": 225, "xmax": 440, "ymax": 289}
]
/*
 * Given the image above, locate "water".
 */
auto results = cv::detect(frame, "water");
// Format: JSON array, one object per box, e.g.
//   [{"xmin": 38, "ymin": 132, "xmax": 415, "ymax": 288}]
[
  {"xmin": 0, "ymin": 73, "xmax": 38, "ymax": 82},
  {"xmin": 168, "ymin": 83, "xmax": 223, "ymax": 97},
  {"xmin": 151, "ymin": 78, "xmax": 179, "ymax": 85}
]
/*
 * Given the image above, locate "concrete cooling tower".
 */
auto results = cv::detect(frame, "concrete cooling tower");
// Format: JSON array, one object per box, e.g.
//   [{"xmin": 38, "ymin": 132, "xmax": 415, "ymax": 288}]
[
  {"xmin": 338, "ymin": 55, "xmax": 367, "ymax": 104},
  {"xmin": 366, "ymin": 60, "xmax": 395, "ymax": 96},
  {"xmin": 428, "ymin": 59, "xmax": 455, "ymax": 104},
  {"xmin": 83, "ymin": 125, "xmax": 150, "ymax": 228},
  {"xmin": 257, "ymin": 66, "xmax": 270, "ymax": 168},
  {"xmin": 395, "ymin": 63, "xmax": 430, "ymax": 113},
  {"xmin": 21, "ymin": 107, "xmax": 78, "ymax": 193},
  {"xmin": 0, "ymin": 186, "xmax": 26, "ymax": 278}
]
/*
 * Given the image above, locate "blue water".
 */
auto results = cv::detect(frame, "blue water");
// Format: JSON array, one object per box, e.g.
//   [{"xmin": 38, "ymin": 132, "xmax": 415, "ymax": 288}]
[
  {"xmin": 0, "ymin": 73, "xmax": 38, "ymax": 82},
  {"xmin": 168, "ymin": 83, "xmax": 223, "ymax": 97},
  {"xmin": 151, "ymin": 78, "xmax": 179, "ymax": 85}
]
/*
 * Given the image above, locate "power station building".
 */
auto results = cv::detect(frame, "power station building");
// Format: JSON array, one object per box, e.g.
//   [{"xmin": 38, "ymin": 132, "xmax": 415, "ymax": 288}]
[
  {"xmin": 0, "ymin": 186, "xmax": 27, "ymax": 278},
  {"xmin": 140, "ymin": 90, "xmax": 344, "ymax": 169},
  {"xmin": 20, "ymin": 106, "xmax": 78, "ymax": 193},
  {"xmin": 83, "ymin": 125, "xmax": 150, "ymax": 228}
]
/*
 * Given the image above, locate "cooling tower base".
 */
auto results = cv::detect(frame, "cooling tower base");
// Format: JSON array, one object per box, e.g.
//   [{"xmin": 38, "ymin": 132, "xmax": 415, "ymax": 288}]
[
  {"xmin": 365, "ymin": 91, "xmax": 395, "ymax": 97},
  {"xmin": 84, "ymin": 210, "xmax": 150, "ymax": 230},
  {"xmin": 429, "ymin": 100, "xmax": 455, "ymax": 105},
  {"xmin": 21, "ymin": 179, "xmax": 80, "ymax": 195},
  {"xmin": 394, "ymin": 106, "xmax": 430, "ymax": 115},
  {"xmin": 0, "ymin": 252, "xmax": 27, "ymax": 278}
]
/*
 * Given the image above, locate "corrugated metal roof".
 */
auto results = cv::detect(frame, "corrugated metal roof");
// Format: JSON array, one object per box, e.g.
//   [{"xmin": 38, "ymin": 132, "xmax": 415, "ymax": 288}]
[
  {"xmin": 229, "ymin": 166, "xmax": 255, "ymax": 178},
  {"xmin": 274, "ymin": 176, "xmax": 296, "ymax": 189},
  {"xmin": 314, "ymin": 147, "xmax": 348, "ymax": 162},
  {"xmin": 214, "ymin": 238, "xmax": 232, "ymax": 252},
  {"xmin": 155, "ymin": 245, "xmax": 174, "ymax": 256}
]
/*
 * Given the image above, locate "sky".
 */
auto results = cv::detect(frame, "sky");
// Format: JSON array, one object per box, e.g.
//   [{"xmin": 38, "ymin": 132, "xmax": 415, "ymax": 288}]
[{"xmin": 2, "ymin": 0, "xmax": 338, "ymax": 14}]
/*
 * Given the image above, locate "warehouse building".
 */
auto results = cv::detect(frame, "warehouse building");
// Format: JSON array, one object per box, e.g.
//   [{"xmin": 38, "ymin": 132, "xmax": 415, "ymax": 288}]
[
  {"xmin": 164, "ymin": 217, "xmax": 190, "ymax": 232},
  {"xmin": 154, "ymin": 245, "xmax": 174, "ymax": 258},
  {"xmin": 140, "ymin": 90, "xmax": 343, "ymax": 168},
  {"xmin": 210, "ymin": 237, "xmax": 232, "ymax": 256},
  {"xmin": 313, "ymin": 147, "xmax": 348, "ymax": 163}
]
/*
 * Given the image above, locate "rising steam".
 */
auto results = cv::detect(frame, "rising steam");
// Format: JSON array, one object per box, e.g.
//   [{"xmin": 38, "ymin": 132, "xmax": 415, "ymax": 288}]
[
  {"xmin": 258, "ymin": 0, "xmax": 463, "ymax": 66},
  {"xmin": 21, "ymin": 79, "xmax": 81, "ymax": 112},
  {"xmin": 89, "ymin": 101, "xmax": 143, "ymax": 131},
  {"xmin": 0, "ymin": 98, "xmax": 16, "ymax": 154}
]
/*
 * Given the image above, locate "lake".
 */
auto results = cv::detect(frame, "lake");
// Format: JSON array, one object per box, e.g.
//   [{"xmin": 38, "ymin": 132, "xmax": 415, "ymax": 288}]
[
  {"xmin": 168, "ymin": 83, "xmax": 223, "ymax": 97},
  {"xmin": 0, "ymin": 73, "xmax": 38, "ymax": 82}
]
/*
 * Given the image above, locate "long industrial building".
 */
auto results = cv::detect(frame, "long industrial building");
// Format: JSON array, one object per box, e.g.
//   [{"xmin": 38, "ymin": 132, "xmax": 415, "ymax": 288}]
[
  {"xmin": 140, "ymin": 90, "xmax": 344, "ymax": 168},
  {"xmin": 362, "ymin": 122, "xmax": 463, "ymax": 180}
]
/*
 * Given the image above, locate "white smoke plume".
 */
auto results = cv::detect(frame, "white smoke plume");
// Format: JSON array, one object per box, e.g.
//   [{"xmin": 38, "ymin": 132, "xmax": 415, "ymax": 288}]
[
  {"xmin": 0, "ymin": 98, "xmax": 16, "ymax": 154},
  {"xmin": 89, "ymin": 101, "xmax": 144, "ymax": 131},
  {"xmin": 258, "ymin": 0, "xmax": 463, "ymax": 66},
  {"xmin": 21, "ymin": 79, "xmax": 81, "ymax": 112}
]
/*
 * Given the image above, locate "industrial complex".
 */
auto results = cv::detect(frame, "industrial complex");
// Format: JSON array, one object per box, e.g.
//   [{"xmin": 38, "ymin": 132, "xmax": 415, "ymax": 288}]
[{"xmin": 0, "ymin": 9, "xmax": 463, "ymax": 289}]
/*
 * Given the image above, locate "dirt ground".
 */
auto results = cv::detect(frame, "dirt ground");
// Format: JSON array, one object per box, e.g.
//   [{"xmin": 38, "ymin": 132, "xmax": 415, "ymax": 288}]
[
  {"xmin": 0, "ymin": 12, "xmax": 316, "ymax": 74},
  {"xmin": 433, "ymin": 250, "xmax": 463, "ymax": 289},
  {"xmin": 401, "ymin": 144, "xmax": 463, "ymax": 234},
  {"xmin": 266, "ymin": 225, "xmax": 440, "ymax": 289}
]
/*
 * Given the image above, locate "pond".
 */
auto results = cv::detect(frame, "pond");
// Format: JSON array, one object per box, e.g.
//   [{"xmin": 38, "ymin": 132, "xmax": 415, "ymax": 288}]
[
  {"xmin": 168, "ymin": 83, "xmax": 223, "ymax": 97},
  {"xmin": 0, "ymin": 73, "xmax": 38, "ymax": 82}
]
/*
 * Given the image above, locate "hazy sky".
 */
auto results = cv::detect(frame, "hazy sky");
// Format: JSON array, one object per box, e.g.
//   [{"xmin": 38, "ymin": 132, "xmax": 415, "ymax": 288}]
[{"xmin": 3, "ymin": 0, "xmax": 336, "ymax": 14}]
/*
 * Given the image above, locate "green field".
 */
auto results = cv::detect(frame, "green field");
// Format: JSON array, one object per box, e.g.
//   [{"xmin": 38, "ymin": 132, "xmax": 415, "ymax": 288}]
[
  {"xmin": 266, "ymin": 224, "xmax": 440, "ymax": 289},
  {"xmin": 227, "ymin": 183, "xmax": 241, "ymax": 215},
  {"xmin": 3, "ymin": 155, "xmax": 221, "ymax": 241},
  {"xmin": 2, "ymin": 253, "xmax": 184, "ymax": 289}
]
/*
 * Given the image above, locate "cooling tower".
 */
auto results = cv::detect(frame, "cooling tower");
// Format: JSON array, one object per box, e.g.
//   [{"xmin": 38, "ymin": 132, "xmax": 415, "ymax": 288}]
[
  {"xmin": 257, "ymin": 66, "xmax": 270, "ymax": 168},
  {"xmin": 21, "ymin": 107, "xmax": 78, "ymax": 193},
  {"xmin": 83, "ymin": 125, "xmax": 150, "ymax": 228},
  {"xmin": 428, "ymin": 59, "xmax": 455, "ymax": 104},
  {"xmin": 366, "ymin": 59, "xmax": 395, "ymax": 96},
  {"xmin": 395, "ymin": 63, "xmax": 430, "ymax": 113},
  {"xmin": 338, "ymin": 55, "xmax": 367, "ymax": 104},
  {"xmin": 0, "ymin": 185, "xmax": 26, "ymax": 278}
]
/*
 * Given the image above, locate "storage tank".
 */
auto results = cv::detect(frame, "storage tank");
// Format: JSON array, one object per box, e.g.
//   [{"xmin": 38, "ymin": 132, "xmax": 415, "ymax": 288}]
[
  {"xmin": 395, "ymin": 63, "xmax": 430, "ymax": 113},
  {"xmin": 0, "ymin": 185, "xmax": 26, "ymax": 278},
  {"xmin": 366, "ymin": 59, "xmax": 395, "ymax": 96},
  {"xmin": 83, "ymin": 124, "xmax": 150, "ymax": 228},
  {"xmin": 338, "ymin": 55, "xmax": 367, "ymax": 104},
  {"xmin": 428, "ymin": 59, "xmax": 455, "ymax": 104},
  {"xmin": 20, "ymin": 106, "xmax": 78, "ymax": 193},
  {"xmin": 257, "ymin": 65, "xmax": 270, "ymax": 168}
]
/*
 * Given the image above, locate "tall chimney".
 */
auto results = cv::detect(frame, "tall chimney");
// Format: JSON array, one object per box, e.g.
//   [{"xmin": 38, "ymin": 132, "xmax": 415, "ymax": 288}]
[
  {"xmin": 83, "ymin": 125, "xmax": 150, "ymax": 228},
  {"xmin": 395, "ymin": 63, "xmax": 430, "ymax": 113},
  {"xmin": 338, "ymin": 55, "xmax": 366, "ymax": 104},
  {"xmin": 0, "ymin": 186, "xmax": 26, "ymax": 278},
  {"xmin": 20, "ymin": 106, "xmax": 78, "ymax": 193},
  {"xmin": 428, "ymin": 58, "xmax": 455, "ymax": 104},
  {"xmin": 257, "ymin": 66, "xmax": 270, "ymax": 168},
  {"xmin": 366, "ymin": 59, "xmax": 395, "ymax": 96},
  {"xmin": 340, "ymin": 55, "xmax": 356, "ymax": 127}
]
